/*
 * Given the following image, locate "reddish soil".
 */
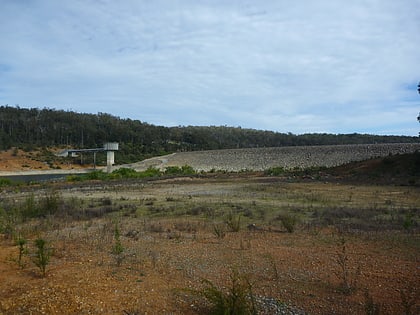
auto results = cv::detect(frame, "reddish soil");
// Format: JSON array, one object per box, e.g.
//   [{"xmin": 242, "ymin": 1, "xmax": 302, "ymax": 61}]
[
  {"xmin": 0, "ymin": 148, "xmax": 87, "ymax": 172},
  {"xmin": 0, "ymin": 221, "xmax": 418, "ymax": 314}
]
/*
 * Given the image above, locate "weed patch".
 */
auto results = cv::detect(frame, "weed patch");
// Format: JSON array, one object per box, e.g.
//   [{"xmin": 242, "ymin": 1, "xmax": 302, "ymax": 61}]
[
  {"xmin": 276, "ymin": 213, "xmax": 299, "ymax": 233},
  {"xmin": 192, "ymin": 269, "xmax": 257, "ymax": 315}
]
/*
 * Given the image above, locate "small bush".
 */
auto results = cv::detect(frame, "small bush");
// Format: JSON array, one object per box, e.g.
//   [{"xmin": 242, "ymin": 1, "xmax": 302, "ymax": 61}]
[
  {"xmin": 101, "ymin": 197, "xmax": 112, "ymax": 206},
  {"xmin": 66, "ymin": 174, "xmax": 82, "ymax": 182},
  {"xmin": 33, "ymin": 238, "xmax": 51, "ymax": 277},
  {"xmin": 164, "ymin": 165, "xmax": 196, "ymax": 176},
  {"xmin": 85, "ymin": 170, "xmax": 108, "ymax": 180},
  {"xmin": 225, "ymin": 213, "xmax": 241, "ymax": 232},
  {"xmin": 16, "ymin": 237, "xmax": 28, "ymax": 268},
  {"xmin": 41, "ymin": 190, "xmax": 62, "ymax": 216},
  {"xmin": 187, "ymin": 206, "xmax": 214, "ymax": 217},
  {"xmin": 21, "ymin": 193, "xmax": 38, "ymax": 219},
  {"xmin": 0, "ymin": 206, "xmax": 19, "ymax": 239},
  {"xmin": 277, "ymin": 213, "xmax": 298, "ymax": 233},
  {"xmin": 265, "ymin": 166, "xmax": 285, "ymax": 176},
  {"xmin": 212, "ymin": 223, "xmax": 226, "ymax": 239},
  {"xmin": 334, "ymin": 237, "xmax": 360, "ymax": 294},
  {"xmin": 0, "ymin": 178, "xmax": 12, "ymax": 187},
  {"xmin": 196, "ymin": 270, "xmax": 257, "ymax": 315},
  {"xmin": 139, "ymin": 167, "xmax": 161, "ymax": 178},
  {"xmin": 402, "ymin": 212, "xmax": 415, "ymax": 231},
  {"xmin": 111, "ymin": 167, "xmax": 139, "ymax": 178},
  {"xmin": 112, "ymin": 223, "xmax": 124, "ymax": 266}
]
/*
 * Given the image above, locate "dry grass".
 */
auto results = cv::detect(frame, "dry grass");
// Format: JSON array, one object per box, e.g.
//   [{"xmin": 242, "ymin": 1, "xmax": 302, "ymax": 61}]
[{"xmin": 0, "ymin": 176, "xmax": 419, "ymax": 314}]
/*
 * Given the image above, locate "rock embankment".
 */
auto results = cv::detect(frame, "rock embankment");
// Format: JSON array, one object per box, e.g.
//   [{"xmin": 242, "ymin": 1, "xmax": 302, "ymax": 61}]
[{"xmin": 130, "ymin": 143, "xmax": 420, "ymax": 172}]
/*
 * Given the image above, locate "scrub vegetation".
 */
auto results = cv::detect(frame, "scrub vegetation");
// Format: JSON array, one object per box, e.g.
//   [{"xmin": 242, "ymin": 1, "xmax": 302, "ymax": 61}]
[{"xmin": 0, "ymin": 153, "xmax": 419, "ymax": 314}]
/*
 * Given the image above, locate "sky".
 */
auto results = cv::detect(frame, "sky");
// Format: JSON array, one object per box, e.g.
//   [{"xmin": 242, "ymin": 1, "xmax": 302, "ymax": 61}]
[{"xmin": 1, "ymin": 0, "xmax": 420, "ymax": 136}]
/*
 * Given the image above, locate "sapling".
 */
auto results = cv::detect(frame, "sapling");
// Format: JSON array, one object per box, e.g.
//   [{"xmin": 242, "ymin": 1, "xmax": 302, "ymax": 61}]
[
  {"xmin": 33, "ymin": 238, "xmax": 51, "ymax": 277},
  {"xmin": 16, "ymin": 237, "xmax": 27, "ymax": 268},
  {"xmin": 112, "ymin": 223, "xmax": 124, "ymax": 266},
  {"xmin": 334, "ymin": 237, "xmax": 360, "ymax": 294}
]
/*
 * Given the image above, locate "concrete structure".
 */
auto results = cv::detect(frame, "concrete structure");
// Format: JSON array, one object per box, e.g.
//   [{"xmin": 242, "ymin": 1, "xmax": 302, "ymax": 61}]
[
  {"xmin": 57, "ymin": 142, "xmax": 119, "ymax": 173},
  {"xmin": 104, "ymin": 142, "xmax": 119, "ymax": 173}
]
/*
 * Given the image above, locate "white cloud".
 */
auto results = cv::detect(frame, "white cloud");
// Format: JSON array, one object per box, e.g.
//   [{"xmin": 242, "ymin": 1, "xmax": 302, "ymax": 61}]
[{"xmin": 0, "ymin": 0, "xmax": 419, "ymax": 135}]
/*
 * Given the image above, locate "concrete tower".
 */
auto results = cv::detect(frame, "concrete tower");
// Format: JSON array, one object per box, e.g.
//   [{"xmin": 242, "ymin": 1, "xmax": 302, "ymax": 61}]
[{"xmin": 104, "ymin": 142, "xmax": 119, "ymax": 173}]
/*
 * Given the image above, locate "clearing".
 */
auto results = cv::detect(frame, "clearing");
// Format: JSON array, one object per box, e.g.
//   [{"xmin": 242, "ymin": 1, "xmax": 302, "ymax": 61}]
[{"xmin": 0, "ymin": 173, "xmax": 419, "ymax": 314}]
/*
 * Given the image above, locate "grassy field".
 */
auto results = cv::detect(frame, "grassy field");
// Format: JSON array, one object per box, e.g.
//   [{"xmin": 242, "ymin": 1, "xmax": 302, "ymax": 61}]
[{"xmin": 1, "ymin": 170, "xmax": 419, "ymax": 314}]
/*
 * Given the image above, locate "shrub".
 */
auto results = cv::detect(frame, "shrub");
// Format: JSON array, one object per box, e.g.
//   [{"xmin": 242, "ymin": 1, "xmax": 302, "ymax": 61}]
[
  {"xmin": 187, "ymin": 206, "xmax": 214, "ymax": 217},
  {"xmin": 225, "ymin": 213, "xmax": 241, "ymax": 232},
  {"xmin": 334, "ymin": 237, "xmax": 360, "ymax": 294},
  {"xmin": 181, "ymin": 165, "xmax": 195, "ymax": 175},
  {"xmin": 112, "ymin": 223, "xmax": 124, "ymax": 266},
  {"xmin": 0, "ymin": 206, "xmax": 19, "ymax": 239},
  {"xmin": 139, "ymin": 167, "xmax": 161, "ymax": 178},
  {"xmin": 277, "ymin": 213, "xmax": 298, "ymax": 233},
  {"xmin": 101, "ymin": 197, "xmax": 112, "ymax": 206},
  {"xmin": 212, "ymin": 223, "xmax": 226, "ymax": 239},
  {"xmin": 164, "ymin": 165, "xmax": 196, "ymax": 176},
  {"xmin": 197, "ymin": 270, "xmax": 257, "ymax": 315},
  {"xmin": 85, "ymin": 170, "xmax": 107, "ymax": 180},
  {"xmin": 16, "ymin": 237, "xmax": 28, "ymax": 268},
  {"xmin": 21, "ymin": 193, "xmax": 38, "ymax": 219},
  {"xmin": 41, "ymin": 190, "xmax": 62, "ymax": 216},
  {"xmin": 66, "ymin": 174, "xmax": 82, "ymax": 182},
  {"xmin": 402, "ymin": 212, "xmax": 415, "ymax": 231},
  {"xmin": 111, "ymin": 167, "xmax": 138, "ymax": 178},
  {"xmin": 33, "ymin": 238, "xmax": 51, "ymax": 277},
  {"xmin": 265, "ymin": 166, "xmax": 285, "ymax": 176},
  {"xmin": 0, "ymin": 178, "xmax": 12, "ymax": 187}
]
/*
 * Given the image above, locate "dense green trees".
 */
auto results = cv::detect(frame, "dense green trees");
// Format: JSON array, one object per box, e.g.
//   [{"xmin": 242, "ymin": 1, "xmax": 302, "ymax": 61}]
[{"xmin": 0, "ymin": 105, "xmax": 418, "ymax": 163}]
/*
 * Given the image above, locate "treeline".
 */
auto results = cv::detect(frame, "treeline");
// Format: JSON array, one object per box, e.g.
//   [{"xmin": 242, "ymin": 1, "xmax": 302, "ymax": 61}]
[{"xmin": 0, "ymin": 106, "xmax": 418, "ymax": 163}]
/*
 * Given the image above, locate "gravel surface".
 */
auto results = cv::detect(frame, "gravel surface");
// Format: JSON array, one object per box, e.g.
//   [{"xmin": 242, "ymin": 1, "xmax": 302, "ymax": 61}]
[
  {"xmin": 128, "ymin": 143, "xmax": 420, "ymax": 172},
  {"xmin": 256, "ymin": 296, "xmax": 307, "ymax": 315}
]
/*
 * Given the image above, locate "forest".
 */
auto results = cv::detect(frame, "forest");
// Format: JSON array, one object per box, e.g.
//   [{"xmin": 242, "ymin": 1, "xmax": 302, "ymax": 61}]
[{"xmin": 0, "ymin": 105, "xmax": 418, "ymax": 164}]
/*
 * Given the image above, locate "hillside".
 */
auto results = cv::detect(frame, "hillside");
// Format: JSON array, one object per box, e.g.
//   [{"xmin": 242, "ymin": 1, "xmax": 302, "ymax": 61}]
[
  {"xmin": 0, "ymin": 148, "xmax": 86, "ymax": 172},
  {"xmin": 1, "ymin": 106, "xmax": 418, "ymax": 165},
  {"xmin": 328, "ymin": 150, "xmax": 420, "ymax": 185}
]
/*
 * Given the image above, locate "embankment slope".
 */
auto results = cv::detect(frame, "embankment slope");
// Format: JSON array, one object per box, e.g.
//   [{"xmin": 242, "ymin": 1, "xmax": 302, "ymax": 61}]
[{"xmin": 127, "ymin": 143, "xmax": 420, "ymax": 172}]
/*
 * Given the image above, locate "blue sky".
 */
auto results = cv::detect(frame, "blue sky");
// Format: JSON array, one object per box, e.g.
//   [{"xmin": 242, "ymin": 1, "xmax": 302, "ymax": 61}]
[{"xmin": 1, "ymin": 0, "xmax": 419, "ymax": 136}]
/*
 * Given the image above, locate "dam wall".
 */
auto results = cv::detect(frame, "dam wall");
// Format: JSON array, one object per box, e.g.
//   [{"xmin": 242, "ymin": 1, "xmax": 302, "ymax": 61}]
[{"xmin": 163, "ymin": 143, "xmax": 420, "ymax": 172}]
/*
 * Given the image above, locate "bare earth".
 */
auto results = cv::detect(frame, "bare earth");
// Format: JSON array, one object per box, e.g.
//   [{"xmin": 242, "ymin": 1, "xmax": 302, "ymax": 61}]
[
  {"xmin": 1, "ymin": 175, "xmax": 419, "ymax": 314},
  {"xmin": 0, "ymin": 149, "xmax": 89, "ymax": 175}
]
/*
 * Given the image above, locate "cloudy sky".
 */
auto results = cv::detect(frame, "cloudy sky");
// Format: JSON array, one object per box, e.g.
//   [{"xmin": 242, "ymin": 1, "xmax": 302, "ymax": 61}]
[{"xmin": 1, "ymin": 0, "xmax": 419, "ymax": 135}]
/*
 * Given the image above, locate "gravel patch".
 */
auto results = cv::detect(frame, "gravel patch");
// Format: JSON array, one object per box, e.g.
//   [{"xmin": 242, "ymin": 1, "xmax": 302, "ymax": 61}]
[
  {"xmin": 129, "ymin": 143, "xmax": 420, "ymax": 172},
  {"xmin": 256, "ymin": 296, "xmax": 307, "ymax": 315}
]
